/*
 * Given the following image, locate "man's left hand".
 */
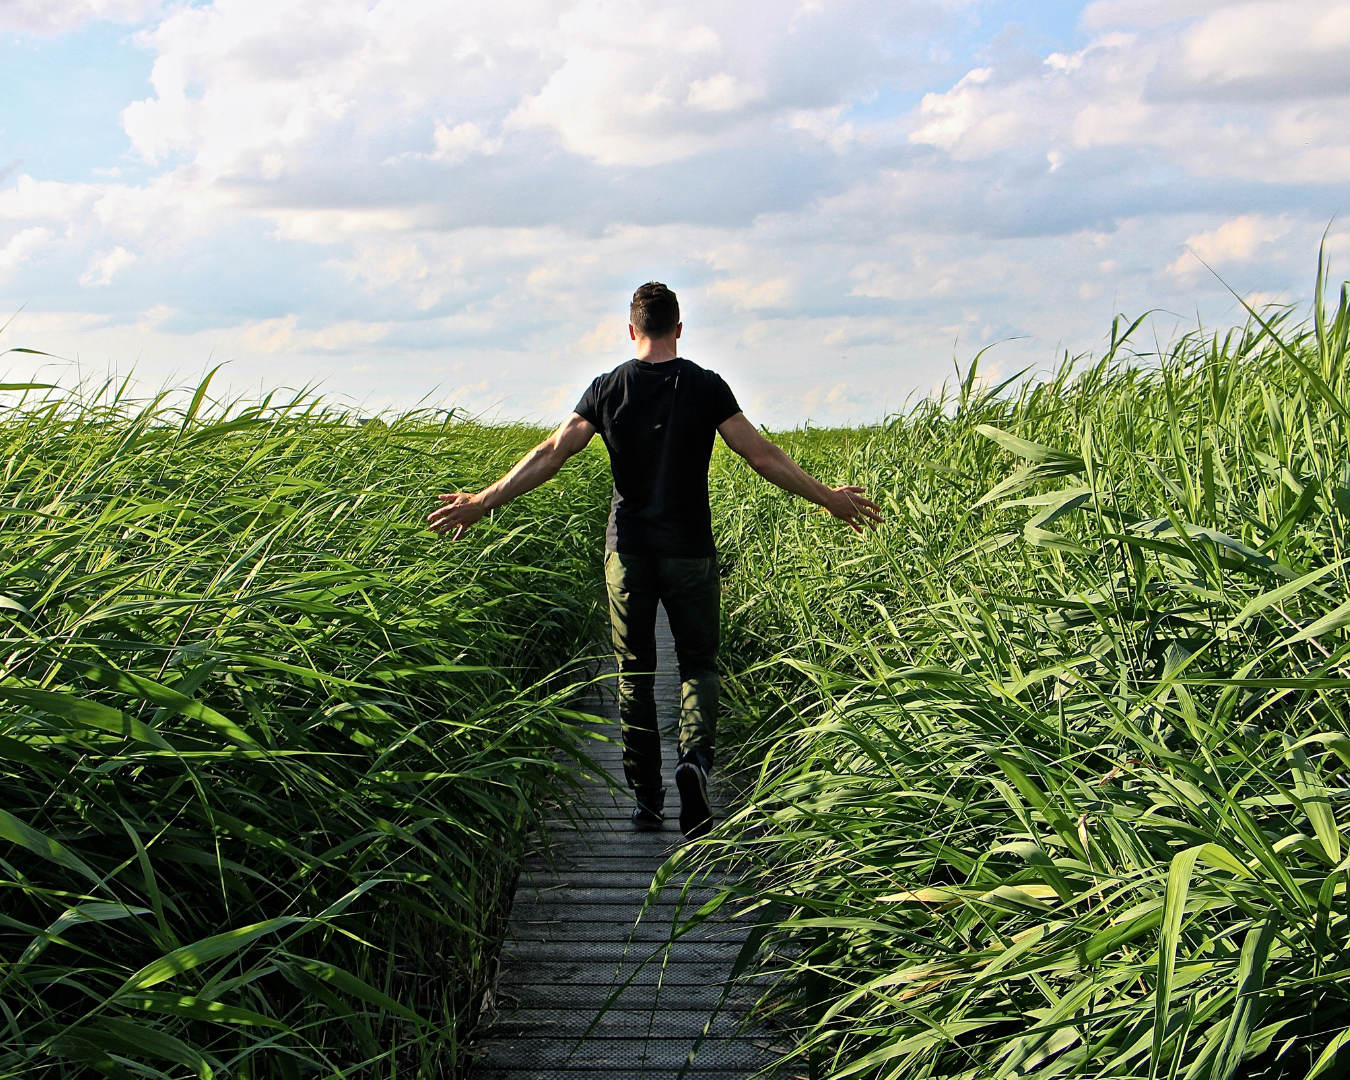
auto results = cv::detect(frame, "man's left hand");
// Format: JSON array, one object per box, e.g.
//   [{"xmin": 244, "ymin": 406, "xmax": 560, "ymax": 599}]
[
  {"xmin": 822, "ymin": 486, "xmax": 883, "ymax": 533},
  {"xmin": 427, "ymin": 493, "xmax": 487, "ymax": 540}
]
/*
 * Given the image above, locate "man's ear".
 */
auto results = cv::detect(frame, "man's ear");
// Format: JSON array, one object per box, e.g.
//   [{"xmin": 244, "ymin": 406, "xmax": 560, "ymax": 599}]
[
  {"xmin": 675, "ymin": 322, "xmax": 682, "ymax": 339},
  {"xmin": 629, "ymin": 323, "xmax": 637, "ymax": 341}
]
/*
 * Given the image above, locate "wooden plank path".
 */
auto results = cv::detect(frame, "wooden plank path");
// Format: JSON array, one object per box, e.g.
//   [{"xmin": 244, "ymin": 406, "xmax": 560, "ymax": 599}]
[{"xmin": 471, "ymin": 607, "xmax": 792, "ymax": 1079}]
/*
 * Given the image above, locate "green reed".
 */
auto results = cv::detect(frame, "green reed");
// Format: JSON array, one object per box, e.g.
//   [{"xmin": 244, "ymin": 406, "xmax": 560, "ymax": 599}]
[
  {"xmin": 680, "ymin": 245, "xmax": 1350, "ymax": 1079},
  {"xmin": 0, "ymin": 377, "xmax": 610, "ymax": 1078}
]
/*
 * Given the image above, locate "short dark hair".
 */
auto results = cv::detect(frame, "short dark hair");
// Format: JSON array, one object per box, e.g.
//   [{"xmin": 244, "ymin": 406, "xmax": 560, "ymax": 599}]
[{"xmin": 630, "ymin": 282, "xmax": 680, "ymax": 339}]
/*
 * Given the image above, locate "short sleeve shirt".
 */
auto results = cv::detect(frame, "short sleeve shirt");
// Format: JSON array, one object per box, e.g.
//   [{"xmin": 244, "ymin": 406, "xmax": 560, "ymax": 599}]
[{"xmin": 574, "ymin": 357, "xmax": 740, "ymax": 558}]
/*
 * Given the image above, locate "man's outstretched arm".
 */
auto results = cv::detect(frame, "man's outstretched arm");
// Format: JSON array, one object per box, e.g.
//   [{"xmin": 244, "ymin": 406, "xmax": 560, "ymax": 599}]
[
  {"xmin": 427, "ymin": 412, "xmax": 596, "ymax": 540},
  {"xmin": 717, "ymin": 412, "xmax": 882, "ymax": 533}
]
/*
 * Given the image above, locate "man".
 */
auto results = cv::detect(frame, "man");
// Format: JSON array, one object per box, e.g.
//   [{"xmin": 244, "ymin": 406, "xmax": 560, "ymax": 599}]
[{"xmin": 427, "ymin": 282, "xmax": 881, "ymax": 839}]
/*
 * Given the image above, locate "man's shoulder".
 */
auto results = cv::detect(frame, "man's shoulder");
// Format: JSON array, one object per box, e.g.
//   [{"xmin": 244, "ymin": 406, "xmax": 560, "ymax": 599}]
[
  {"xmin": 584, "ymin": 356, "xmax": 732, "ymax": 392},
  {"xmin": 591, "ymin": 358, "xmax": 640, "ymax": 385},
  {"xmin": 678, "ymin": 358, "xmax": 740, "ymax": 424},
  {"xmin": 580, "ymin": 359, "xmax": 637, "ymax": 399},
  {"xmin": 678, "ymin": 357, "xmax": 736, "ymax": 395},
  {"xmin": 673, "ymin": 356, "xmax": 728, "ymax": 383}
]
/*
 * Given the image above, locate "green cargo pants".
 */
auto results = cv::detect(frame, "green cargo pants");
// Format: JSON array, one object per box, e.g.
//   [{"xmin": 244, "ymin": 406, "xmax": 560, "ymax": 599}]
[{"xmin": 604, "ymin": 551, "xmax": 720, "ymax": 792}]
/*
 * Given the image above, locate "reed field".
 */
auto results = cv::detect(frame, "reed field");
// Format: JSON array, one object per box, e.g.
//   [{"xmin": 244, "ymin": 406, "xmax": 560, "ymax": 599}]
[
  {"xmin": 9, "ymin": 249, "xmax": 1350, "ymax": 1080},
  {"xmin": 680, "ymin": 252, "xmax": 1350, "ymax": 1079},
  {"xmin": 0, "ymin": 380, "xmax": 610, "ymax": 1079}
]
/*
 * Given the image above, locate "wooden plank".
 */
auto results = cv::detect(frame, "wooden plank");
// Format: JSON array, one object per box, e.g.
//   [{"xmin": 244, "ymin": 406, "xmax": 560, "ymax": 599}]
[
  {"xmin": 528, "ymin": 838, "xmax": 687, "ymax": 856},
  {"xmin": 529, "ymin": 828, "xmax": 712, "ymax": 845},
  {"xmin": 497, "ymin": 982, "xmax": 764, "ymax": 1010},
  {"xmin": 506, "ymin": 905, "xmax": 722, "ymax": 924},
  {"xmin": 494, "ymin": 960, "xmax": 761, "ymax": 987},
  {"xmin": 516, "ymin": 871, "xmax": 731, "ymax": 889},
  {"xmin": 472, "ymin": 608, "xmax": 785, "ymax": 1077},
  {"xmin": 506, "ymin": 923, "xmax": 749, "ymax": 945},
  {"xmin": 475, "ymin": 1034, "xmax": 788, "ymax": 1070},
  {"xmin": 510, "ymin": 885, "xmax": 721, "ymax": 905},
  {"xmin": 506, "ymin": 903, "xmax": 744, "ymax": 927},
  {"xmin": 486, "ymin": 1008, "xmax": 759, "ymax": 1039},
  {"xmin": 500, "ymin": 939, "xmax": 742, "ymax": 963},
  {"xmin": 473, "ymin": 1068, "xmax": 801, "ymax": 1080},
  {"xmin": 504, "ymin": 911, "xmax": 743, "ymax": 932}
]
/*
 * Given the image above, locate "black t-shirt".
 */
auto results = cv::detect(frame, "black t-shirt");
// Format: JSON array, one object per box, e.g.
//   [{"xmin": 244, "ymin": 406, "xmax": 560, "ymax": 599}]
[{"xmin": 575, "ymin": 357, "xmax": 741, "ymax": 557}]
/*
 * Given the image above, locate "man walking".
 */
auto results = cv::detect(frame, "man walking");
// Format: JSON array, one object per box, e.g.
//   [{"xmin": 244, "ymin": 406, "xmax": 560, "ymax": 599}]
[{"xmin": 427, "ymin": 282, "xmax": 881, "ymax": 838}]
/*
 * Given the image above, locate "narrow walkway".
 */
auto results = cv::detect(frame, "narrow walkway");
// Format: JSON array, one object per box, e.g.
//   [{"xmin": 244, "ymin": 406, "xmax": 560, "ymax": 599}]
[{"xmin": 471, "ymin": 607, "xmax": 787, "ymax": 1078}]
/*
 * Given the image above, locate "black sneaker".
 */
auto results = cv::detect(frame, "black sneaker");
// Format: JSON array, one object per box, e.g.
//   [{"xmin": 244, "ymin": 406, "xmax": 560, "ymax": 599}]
[
  {"xmin": 632, "ymin": 787, "xmax": 665, "ymax": 831},
  {"xmin": 675, "ymin": 756, "xmax": 713, "ymax": 839}
]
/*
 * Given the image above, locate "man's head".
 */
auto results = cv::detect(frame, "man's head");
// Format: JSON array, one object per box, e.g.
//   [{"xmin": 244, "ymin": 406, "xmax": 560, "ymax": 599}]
[{"xmin": 630, "ymin": 282, "xmax": 680, "ymax": 341}]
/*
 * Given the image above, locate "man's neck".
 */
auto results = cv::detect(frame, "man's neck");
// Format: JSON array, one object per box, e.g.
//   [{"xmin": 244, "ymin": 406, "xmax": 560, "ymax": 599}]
[{"xmin": 634, "ymin": 335, "xmax": 680, "ymax": 363}]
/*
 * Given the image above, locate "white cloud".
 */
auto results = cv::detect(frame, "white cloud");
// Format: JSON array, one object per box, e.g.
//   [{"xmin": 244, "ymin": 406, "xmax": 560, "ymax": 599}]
[
  {"xmin": 0, "ymin": 0, "xmax": 1345, "ymax": 427},
  {"xmin": 821, "ymin": 320, "xmax": 897, "ymax": 348},
  {"xmin": 507, "ymin": 48, "xmax": 730, "ymax": 165},
  {"xmin": 5, "ymin": 310, "xmax": 111, "ymax": 334},
  {"xmin": 334, "ymin": 242, "xmax": 448, "ymax": 310},
  {"xmin": 0, "ymin": 209, "xmax": 1341, "ymax": 426},
  {"xmin": 80, "ymin": 246, "xmax": 137, "ymax": 287},
  {"xmin": 1080, "ymin": 0, "xmax": 1232, "ymax": 29},
  {"xmin": 686, "ymin": 73, "xmax": 762, "ymax": 112},
  {"xmin": 136, "ymin": 303, "xmax": 176, "ymax": 331},
  {"xmin": 1168, "ymin": 214, "xmax": 1292, "ymax": 275},
  {"xmin": 0, "ymin": 227, "xmax": 55, "ymax": 282},
  {"xmin": 905, "ymin": 3, "xmax": 1350, "ymax": 184},
  {"xmin": 221, "ymin": 315, "xmax": 390, "ymax": 353},
  {"xmin": 910, "ymin": 67, "xmax": 999, "ymax": 152},
  {"xmin": 534, "ymin": 383, "xmax": 576, "ymax": 413},
  {"xmin": 1173, "ymin": 0, "xmax": 1350, "ymax": 97},
  {"xmin": 500, "ymin": 7, "xmax": 779, "ymax": 165},
  {"xmin": 786, "ymin": 106, "xmax": 868, "ymax": 153},
  {"xmin": 120, "ymin": 0, "xmax": 537, "ymax": 174},
  {"xmin": 112, "ymin": 0, "xmax": 924, "ymax": 186},
  {"xmin": 268, "ymin": 208, "xmax": 426, "ymax": 244},
  {"xmin": 708, "ymin": 277, "xmax": 791, "ymax": 312},
  {"xmin": 0, "ymin": 0, "xmax": 161, "ymax": 34},
  {"xmin": 568, "ymin": 317, "xmax": 626, "ymax": 357},
  {"xmin": 428, "ymin": 121, "xmax": 502, "ymax": 164},
  {"xmin": 0, "ymin": 175, "xmax": 99, "ymax": 223}
]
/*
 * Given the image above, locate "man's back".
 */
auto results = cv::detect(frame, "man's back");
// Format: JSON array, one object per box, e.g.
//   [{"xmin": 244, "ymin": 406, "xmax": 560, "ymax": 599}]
[
  {"xmin": 427, "ymin": 278, "xmax": 879, "ymax": 838},
  {"xmin": 575, "ymin": 356, "xmax": 740, "ymax": 558}
]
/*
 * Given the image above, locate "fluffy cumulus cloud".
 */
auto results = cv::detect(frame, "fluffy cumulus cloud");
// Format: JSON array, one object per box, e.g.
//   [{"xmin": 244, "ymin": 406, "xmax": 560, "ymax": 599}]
[
  {"xmin": 0, "ymin": 0, "xmax": 1345, "ymax": 424},
  {"xmin": 0, "ymin": 0, "xmax": 162, "ymax": 35},
  {"xmin": 908, "ymin": 0, "xmax": 1350, "ymax": 184}
]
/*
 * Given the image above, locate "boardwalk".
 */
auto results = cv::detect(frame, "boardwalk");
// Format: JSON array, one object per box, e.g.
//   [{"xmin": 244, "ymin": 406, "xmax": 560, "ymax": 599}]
[{"xmin": 471, "ymin": 607, "xmax": 789, "ymax": 1079}]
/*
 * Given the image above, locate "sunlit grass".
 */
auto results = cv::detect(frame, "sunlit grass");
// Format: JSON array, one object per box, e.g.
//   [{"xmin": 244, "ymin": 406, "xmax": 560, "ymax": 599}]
[
  {"xmin": 685, "ymin": 246, "xmax": 1350, "ymax": 1078},
  {"xmin": 0, "ymin": 377, "xmax": 610, "ymax": 1078},
  {"xmin": 13, "ymin": 247, "xmax": 1350, "ymax": 1079}
]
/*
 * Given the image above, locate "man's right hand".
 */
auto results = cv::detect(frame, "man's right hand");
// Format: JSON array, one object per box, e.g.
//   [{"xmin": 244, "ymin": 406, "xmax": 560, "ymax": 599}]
[
  {"xmin": 718, "ymin": 413, "xmax": 883, "ymax": 533},
  {"xmin": 427, "ymin": 492, "xmax": 487, "ymax": 540},
  {"xmin": 822, "ymin": 485, "xmax": 883, "ymax": 533}
]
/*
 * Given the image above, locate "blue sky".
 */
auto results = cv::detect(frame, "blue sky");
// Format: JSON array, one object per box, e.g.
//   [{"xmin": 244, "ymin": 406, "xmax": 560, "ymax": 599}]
[
  {"xmin": 1, "ymin": 0, "xmax": 1346, "ymax": 425},
  {"xmin": 3, "ymin": 24, "xmax": 151, "ymax": 183}
]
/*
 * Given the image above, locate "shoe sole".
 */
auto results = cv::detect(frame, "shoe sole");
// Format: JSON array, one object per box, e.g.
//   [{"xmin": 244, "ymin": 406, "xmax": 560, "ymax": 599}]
[
  {"xmin": 632, "ymin": 817, "xmax": 664, "ymax": 832},
  {"xmin": 675, "ymin": 762, "xmax": 712, "ymax": 840}
]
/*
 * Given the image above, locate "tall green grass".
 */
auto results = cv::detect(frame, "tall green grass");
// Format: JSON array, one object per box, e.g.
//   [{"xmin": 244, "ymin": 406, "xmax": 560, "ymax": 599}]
[
  {"xmin": 692, "ymin": 251, "xmax": 1350, "ymax": 1078},
  {"xmin": 0, "ymin": 379, "xmax": 609, "ymax": 1078}
]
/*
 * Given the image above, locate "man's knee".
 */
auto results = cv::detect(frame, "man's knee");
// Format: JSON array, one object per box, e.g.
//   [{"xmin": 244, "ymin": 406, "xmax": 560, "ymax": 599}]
[
  {"xmin": 617, "ymin": 670, "xmax": 657, "ymax": 720},
  {"xmin": 616, "ymin": 663, "xmax": 657, "ymax": 687},
  {"xmin": 676, "ymin": 660, "xmax": 718, "ymax": 686},
  {"xmin": 668, "ymin": 613, "xmax": 719, "ymax": 674}
]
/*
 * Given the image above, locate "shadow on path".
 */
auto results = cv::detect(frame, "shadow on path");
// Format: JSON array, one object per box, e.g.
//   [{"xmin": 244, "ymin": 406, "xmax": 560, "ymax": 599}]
[{"xmin": 471, "ymin": 606, "xmax": 792, "ymax": 1079}]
